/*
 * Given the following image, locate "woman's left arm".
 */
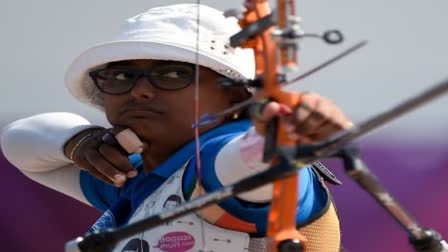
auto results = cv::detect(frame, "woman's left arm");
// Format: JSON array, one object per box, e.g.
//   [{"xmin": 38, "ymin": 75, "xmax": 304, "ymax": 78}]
[{"xmin": 213, "ymin": 92, "xmax": 353, "ymax": 202}]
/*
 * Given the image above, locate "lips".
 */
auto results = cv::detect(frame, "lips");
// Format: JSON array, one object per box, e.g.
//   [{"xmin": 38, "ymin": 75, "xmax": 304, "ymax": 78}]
[{"xmin": 121, "ymin": 103, "xmax": 164, "ymax": 116}]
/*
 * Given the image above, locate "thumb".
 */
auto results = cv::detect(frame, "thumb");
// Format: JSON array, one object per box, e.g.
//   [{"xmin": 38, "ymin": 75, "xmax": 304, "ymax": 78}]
[{"xmin": 259, "ymin": 101, "xmax": 280, "ymax": 121}]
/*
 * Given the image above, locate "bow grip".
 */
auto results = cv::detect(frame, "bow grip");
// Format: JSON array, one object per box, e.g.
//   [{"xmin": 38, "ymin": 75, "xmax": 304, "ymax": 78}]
[{"xmin": 255, "ymin": 90, "xmax": 301, "ymax": 161}]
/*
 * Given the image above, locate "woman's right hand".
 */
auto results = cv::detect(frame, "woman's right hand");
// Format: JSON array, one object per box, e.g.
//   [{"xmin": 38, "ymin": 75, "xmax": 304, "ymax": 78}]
[{"xmin": 64, "ymin": 127, "xmax": 139, "ymax": 187}]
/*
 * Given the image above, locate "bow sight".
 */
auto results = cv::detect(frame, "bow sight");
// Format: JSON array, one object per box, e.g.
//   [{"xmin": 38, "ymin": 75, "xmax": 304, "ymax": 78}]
[{"xmin": 220, "ymin": 9, "xmax": 344, "ymax": 91}]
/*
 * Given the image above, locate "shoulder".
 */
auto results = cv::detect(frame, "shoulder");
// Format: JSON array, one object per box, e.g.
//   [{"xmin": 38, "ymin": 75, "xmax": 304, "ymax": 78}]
[{"xmin": 201, "ymin": 119, "xmax": 252, "ymax": 152}]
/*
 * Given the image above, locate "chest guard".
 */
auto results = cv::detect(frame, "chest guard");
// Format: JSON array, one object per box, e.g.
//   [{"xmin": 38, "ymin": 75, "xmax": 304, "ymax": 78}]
[{"xmin": 112, "ymin": 165, "xmax": 252, "ymax": 252}]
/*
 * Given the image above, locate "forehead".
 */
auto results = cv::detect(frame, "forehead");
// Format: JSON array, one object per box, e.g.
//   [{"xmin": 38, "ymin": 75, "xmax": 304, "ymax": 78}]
[{"xmin": 106, "ymin": 60, "xmax": 219, "ymax": 77}]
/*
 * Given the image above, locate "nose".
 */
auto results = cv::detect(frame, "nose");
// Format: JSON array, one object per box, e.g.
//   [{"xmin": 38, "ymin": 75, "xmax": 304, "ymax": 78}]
[{"xmin": 129, "ymin": 76, "xmax": 156, "ymax": 100}]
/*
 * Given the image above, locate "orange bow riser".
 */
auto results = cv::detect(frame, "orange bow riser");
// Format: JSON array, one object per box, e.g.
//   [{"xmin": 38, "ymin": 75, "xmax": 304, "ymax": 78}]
[{"xmin": 237, "ymin": 1, "xmax": 306, "ymax": 251}]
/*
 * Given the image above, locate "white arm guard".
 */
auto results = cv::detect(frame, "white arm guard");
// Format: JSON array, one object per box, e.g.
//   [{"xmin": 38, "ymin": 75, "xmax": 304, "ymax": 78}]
[{"xmin": 214, "ymin": 127, "xmax": 272, "ymax": 203}]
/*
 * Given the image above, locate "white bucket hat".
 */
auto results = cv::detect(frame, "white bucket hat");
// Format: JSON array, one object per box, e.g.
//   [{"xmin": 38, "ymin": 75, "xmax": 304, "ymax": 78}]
[{"xmin": 64, "ymin": 4, "xmax": 255, "ymax": 110}]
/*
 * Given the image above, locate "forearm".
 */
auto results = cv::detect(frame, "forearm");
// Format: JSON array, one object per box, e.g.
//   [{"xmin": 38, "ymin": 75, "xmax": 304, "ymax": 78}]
[
  {"xmin": 214, "ymin": 127, "xmax": 272, "ymax": 202},
  {"xmin": 1, "ymin": 112, "xmax": 98, "ymax": 171},
  {"xmin": 1, "ymin": 112, "xmax": 101, "ymax": 204}
]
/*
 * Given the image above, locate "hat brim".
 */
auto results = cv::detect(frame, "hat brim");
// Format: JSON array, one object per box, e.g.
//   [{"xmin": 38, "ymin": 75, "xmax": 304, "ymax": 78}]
[{"xmin": 65, "ymin": 40, "xmax": 254, "ymax": 109}]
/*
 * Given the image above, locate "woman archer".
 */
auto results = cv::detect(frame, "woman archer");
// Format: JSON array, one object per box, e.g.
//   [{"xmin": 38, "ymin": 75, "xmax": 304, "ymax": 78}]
[{"xmin": 1, "ymin": 4, "xmax": 351, "ymax": 252}]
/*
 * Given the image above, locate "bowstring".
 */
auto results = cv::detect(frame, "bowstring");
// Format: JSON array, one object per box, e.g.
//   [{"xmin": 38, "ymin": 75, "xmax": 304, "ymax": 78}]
[{"xmin": 194, "ymin": 1, "xmax": 207, "ymax": 251}]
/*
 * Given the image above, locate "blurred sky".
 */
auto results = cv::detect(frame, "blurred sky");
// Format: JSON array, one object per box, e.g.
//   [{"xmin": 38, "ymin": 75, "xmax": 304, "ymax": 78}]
[{"xmin": 1, "ymin": 0, "xmax": 447, "ymax": 143}]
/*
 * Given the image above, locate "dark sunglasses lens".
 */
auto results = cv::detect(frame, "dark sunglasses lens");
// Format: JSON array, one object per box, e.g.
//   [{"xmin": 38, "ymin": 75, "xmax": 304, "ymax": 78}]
[
  {"xmin": 150, "ymin": 64, "xmax": 194, "ymax": 90},
  {"xmin": 95, "ymin": 69, "xmax": 137, "ymax": 94}
]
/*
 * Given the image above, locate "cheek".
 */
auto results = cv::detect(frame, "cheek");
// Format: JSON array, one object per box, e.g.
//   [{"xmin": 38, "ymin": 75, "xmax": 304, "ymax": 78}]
[
  {"xmin": 171, "ymin": 86, "xmax": 230, "ymax": 121},
  {"xmin": 103, "ymin": 95, "xmax": 126, "ymax": 124},
  {"xmin": 198, "ymin": 86, "xmax": 231, "ymax": 112}
]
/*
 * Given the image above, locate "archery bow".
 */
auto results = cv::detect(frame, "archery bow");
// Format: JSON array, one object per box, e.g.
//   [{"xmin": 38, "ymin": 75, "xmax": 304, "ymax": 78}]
[
  {"xmin": 232, "ymin": 1, "xmax": 306, "ymax": 251},
  {"xmin": 224, "ymin": 1, "xmax": 347, "ymax": 250}
]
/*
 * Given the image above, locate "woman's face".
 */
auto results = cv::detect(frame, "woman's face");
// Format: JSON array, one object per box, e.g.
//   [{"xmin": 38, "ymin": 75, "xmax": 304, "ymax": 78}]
[{"xmin": 102, "ymin": 59, "xmax": 241, "ymax": 158}]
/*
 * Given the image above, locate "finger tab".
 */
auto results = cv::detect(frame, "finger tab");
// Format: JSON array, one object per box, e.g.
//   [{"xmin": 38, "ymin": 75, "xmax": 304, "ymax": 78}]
[{"xmin": 115, "ymin": 129, "xmax": 144, "ymax": 154}]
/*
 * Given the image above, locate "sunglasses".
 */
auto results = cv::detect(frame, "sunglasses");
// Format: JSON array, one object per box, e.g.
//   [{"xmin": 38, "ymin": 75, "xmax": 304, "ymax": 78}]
[{"xmin": 89, "ymin": 62, "xmax": 195, "ymax": 95}]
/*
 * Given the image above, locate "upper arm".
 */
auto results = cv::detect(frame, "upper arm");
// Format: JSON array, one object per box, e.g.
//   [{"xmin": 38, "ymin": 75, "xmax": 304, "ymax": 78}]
[
  {"xmin": 0, "ymin": 112, "xmax": 116, "ymax": 208},
  {"xmin": 0, "ymin": 112, "xmax": 97, "ymax": 172}
]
